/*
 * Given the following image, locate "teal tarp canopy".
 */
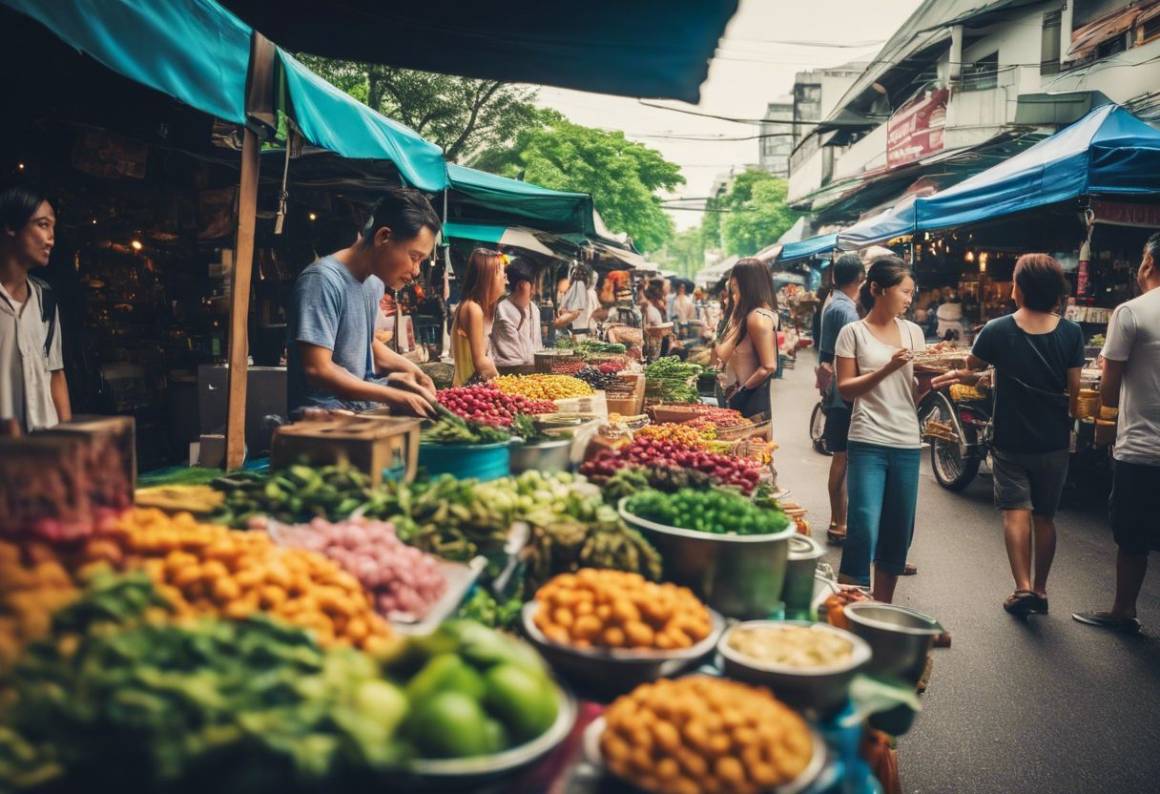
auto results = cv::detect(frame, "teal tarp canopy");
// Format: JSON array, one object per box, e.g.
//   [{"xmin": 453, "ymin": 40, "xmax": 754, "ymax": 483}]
[
  {"xmin": 1, "ymin": 0, "xmax": 251, "ymax": 123},
  {"xmin": 779, "ymin": 233, "xmax": 838, "ymax": 263},
  {"xmin": 448, "ymin": 164, "xmax": 597, "ymax": 236},
  {"xmin": 278, "ymin": 49, "xmax": 447, "ymax": 192}
]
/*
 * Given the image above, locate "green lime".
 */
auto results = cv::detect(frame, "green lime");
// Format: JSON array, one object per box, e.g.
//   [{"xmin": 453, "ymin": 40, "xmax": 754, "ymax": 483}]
[
  {"xmin": 407, "ymin": 692, "xmax": 492, "ymax": 758},
  {"xmin": 482, "ymin": 663, "xmax": 559, "ymax": 743},
  {"xmin": 406, "ymin": 654, "xmax": 486, "ymax": 705}
]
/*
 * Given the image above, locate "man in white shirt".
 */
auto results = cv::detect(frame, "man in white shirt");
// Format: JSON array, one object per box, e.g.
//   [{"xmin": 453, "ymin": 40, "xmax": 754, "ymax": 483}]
[
  {"xmin": 1074, "ymin": 232, "xmax": 1160, "ymax": 634},
  {"xmin": 0, "ymin": 186, "xmax": 70, "ymax": 433},
  {"xmin": 491, "ymin": 261, "xmax": 541, "ymax": 369}
]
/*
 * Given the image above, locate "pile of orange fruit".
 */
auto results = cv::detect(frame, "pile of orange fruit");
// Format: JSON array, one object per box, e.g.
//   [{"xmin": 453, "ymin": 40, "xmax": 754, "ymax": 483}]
[
  {"xmin": 76, "ymin": 508, "xmax": 393, "ymax": 650},
  {"xmin": 532, "ymin": 568, "xmax": 711, "ymax": 652},
  {"xmin": 0, "ymin": 540, "xmax": 79, "ymax": 669},
  {"xmin": 601, "ymin": 676, "xmax": 813, "ymax": 794},
  {"xmin": 633, "ymin": 423, "xmax": 712, "ymax": 449}
]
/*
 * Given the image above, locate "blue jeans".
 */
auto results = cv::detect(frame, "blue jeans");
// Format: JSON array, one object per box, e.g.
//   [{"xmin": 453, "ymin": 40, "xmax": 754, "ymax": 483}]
[{"xmin": 840, "ymin": 441, "xmax": 921, "ymax": 586}]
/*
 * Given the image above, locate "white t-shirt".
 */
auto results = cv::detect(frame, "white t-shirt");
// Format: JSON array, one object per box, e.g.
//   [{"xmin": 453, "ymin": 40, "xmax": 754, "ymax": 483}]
[
  {"xmin": 835, "ymin": 318, "xmax": 926, "ymax": 448},
  {"xmin": 0, "ymin": 279, "xmax": 64, "ymax": 432},
  {"xmin": 1101, "ymin": 288, "xmax": 1160, "ymax": 466}
]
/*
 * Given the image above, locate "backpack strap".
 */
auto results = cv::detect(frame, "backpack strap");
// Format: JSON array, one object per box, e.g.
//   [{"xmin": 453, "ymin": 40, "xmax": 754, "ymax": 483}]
[{"xmin": 28, "ymin": 276, "xmax": 57, "ymax": 357}]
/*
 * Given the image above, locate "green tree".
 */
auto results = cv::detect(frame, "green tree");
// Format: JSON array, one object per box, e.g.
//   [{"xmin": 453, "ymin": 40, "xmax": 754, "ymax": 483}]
[
  {"xmin": 476, "ymin": 111, "xmax": 684, "ymax": 253},
  {"xmin": 710, "ymin": 169, "xmax": 799, "ymax": 257},
  {"xmin": 296, "ymin": 56, "xmax": 539, "ymax": 162},
  {"xmin": 655, "ymin": 227, "xmax": 705, "ymax": 278}
]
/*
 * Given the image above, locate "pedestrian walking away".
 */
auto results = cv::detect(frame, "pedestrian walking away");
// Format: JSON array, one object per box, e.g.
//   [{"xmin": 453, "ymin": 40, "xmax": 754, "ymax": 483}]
[
  {"xmin": 1075, "ymin": 232, "xmax": 1160, "ymax": 635},
  {"xmin": 934, "ymin": 254, "xmax": 1084, "ymax": 617},
  {"xmin": 835, "ymin": 257, "xmax": 925, "ymax": 603}
]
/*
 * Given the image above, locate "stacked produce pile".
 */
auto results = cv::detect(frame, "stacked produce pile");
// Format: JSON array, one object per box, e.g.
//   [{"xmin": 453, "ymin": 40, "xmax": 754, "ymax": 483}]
[
  {"xmin": 0, "ymin": 574, "xmax": 565, "ymax": 791},
  {"xmin": 643, "ymin": 357, "xmax": 702, "ymax": 404},
  {"xmin": 437, "ymin": 384, "xmax": 555, "ymax": 427},
  {"xmin": 625, "ymin": 488, "xmax": 790, "ymax": 537},
  {"xmin": 556, "ymin": 339, "xmax": 626, "ymax": 356},
  {"xmin": 0, "ymin": 540, "xmax": 77, "ymax": 668},
  {"xmin": 212, "ymin": 464, "xmax": 381, "ymax": 528},
  {"xmin": 600, "ymin": 676, "xmax": 813, "ymax": 794},
  {"xmin": 581, "ymin": 437, "xmax": 762, "ymax": 493},
  {"xmin": 532, "ymin": 569, "xmax": 711, "ymax": 651},
  {"xmin": 633, "ymin": 423, "xmax": 714, "ymax": 450},
  {"xmin": 78, "ymin": 508, "xmax": 394, "ymax": 650},
  {"xmin": 573, "ymin": 366, "xmax": 621, "ymax": 392},
  {"xmin": 265, "ymin": 517, "xmax": 448, "ymax": 621},
  {"xmin": 493, "ymin": 374, "xmax": 593, "ymax": 401},
  {"xmin": 421, "ymin": 414, "xmax": 512, "ymax": 445}
]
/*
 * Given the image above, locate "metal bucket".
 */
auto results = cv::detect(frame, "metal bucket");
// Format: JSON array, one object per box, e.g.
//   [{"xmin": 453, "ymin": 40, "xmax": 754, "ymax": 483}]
[
  {"xmin": 782, "ymin": 534, "xmax": 825, "ymax": 619},
  {"xmin": 843, "ymin": 602, "xmax": 944, "ymax": 686},
  {"xmin": 509, "ymin": 437, "xmax": 573, "ymax": 474},
  {"xmin": 619, "ymin": 498, "xmax": 796, "ymax": 619}
]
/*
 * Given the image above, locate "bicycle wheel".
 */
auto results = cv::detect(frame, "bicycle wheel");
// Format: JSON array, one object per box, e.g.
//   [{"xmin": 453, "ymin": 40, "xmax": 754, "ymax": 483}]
[
  {"xmin": 810, "ymin": 401, "xmax": 829, "ymax": 455},
  {"xmin": 924, "ymin": 392, "xmax": 980, "ymax": 491}
]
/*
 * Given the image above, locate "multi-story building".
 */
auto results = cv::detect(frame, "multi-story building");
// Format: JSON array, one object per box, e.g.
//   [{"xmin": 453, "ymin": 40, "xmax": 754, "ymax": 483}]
[
  {"xmin": 787, "ymin": 0, "xmax": 1160, "ymax": 232},
  {"xmin": 758, "ymin": 96, "xmax": 794, "ymax": 176}
]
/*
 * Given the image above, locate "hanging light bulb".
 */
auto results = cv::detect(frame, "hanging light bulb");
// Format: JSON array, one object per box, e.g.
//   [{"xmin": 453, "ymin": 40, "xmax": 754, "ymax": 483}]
[
  {"xmin": 308, "ymin": 212, "xmax": 318, "ymax": 222},
  {"xmin": 965, "ymin": 250, "xmax": 975, "ymax": 263},
  {"xmin": 130, "ymin": 239, "xmax": 143, "ymax": 252}
]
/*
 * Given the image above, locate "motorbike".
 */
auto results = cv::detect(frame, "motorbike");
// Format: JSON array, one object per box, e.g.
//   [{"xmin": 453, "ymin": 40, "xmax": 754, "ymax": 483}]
[{"xmin": 918, "ymin": 378, "xmax": 993, "ymax": 491}]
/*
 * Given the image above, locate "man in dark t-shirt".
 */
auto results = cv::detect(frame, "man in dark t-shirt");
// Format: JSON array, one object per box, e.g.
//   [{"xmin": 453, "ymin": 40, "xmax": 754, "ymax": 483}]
[{"xmin": 934, "ymin": 254, "xmax": 1083, "ymax": 617}]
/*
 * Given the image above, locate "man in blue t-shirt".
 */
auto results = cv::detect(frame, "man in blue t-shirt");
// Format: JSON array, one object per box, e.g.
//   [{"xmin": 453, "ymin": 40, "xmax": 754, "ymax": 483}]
[
  {"xmin": 817, "ymin": 253, "xmax": 864, "ymax": 545},
  {"xmin": 287, "ymin": 188, "xmax": 440, "ymax": 417}
]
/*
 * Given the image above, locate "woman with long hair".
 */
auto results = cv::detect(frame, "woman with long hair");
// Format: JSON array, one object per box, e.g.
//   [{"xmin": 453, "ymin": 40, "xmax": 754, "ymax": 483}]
[
  {"xmin": 714, "ymin": 259, "xmax": 779, "ymax": 419},
  {"xmin": 834, "ymin": 256, "xmax": 925, "ymax": 603},
  {"xmin": 451, "ymin": 248, "xmax": 506, "ymax": 386}
]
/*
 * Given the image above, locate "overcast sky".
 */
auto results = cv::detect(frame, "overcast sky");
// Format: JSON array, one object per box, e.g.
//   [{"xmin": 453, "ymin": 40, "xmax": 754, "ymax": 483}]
[{"xmin": 532, "ymin": 0, "xmax": 922, "ymax": 231}]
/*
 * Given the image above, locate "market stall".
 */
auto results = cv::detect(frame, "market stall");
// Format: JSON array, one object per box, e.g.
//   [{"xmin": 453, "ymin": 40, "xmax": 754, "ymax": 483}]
[{"xmin": 2, "ymin": 369, "xmax": 938, "ymax": 792}]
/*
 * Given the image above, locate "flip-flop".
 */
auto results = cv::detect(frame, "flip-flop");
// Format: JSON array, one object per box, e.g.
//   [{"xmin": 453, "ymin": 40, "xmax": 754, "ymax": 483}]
[
  {"xmin": 1072, "ymin": 611, "xmax": 1142, "ymax": 634},
  {"xmin": 826, "ymin": 523, "xmax": 846, "ymax": 546},
  {"xmin": 1031, "ymin": 594, "xmax": 1048, "ymax": 614},
  {"xmin": 1003, "ymin": 590, "xmax": 1038, "ymax": 617}
]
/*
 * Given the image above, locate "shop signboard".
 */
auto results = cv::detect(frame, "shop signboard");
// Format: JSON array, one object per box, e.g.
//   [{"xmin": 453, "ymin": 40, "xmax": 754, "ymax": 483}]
[
  {"xmin": 886, "ymin": 88, "xmax": 948, "ymax": 170},
  {"xmin": 1091, "ymin": 199, "xmax": 1160, "ymax": 229}
]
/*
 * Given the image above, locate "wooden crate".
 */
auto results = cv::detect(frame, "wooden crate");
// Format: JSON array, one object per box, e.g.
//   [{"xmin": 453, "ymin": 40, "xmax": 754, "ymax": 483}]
[
  {"xmin": 605, "ymin": 373, "xmax": 645, "ymax": 416},
  {"xmin": 271, "ymin": 415, "xmax": 422, "ymax": 484},
  {"xmin": 43, "ymin": 415, "xmax": 137, "ymax": 490}
]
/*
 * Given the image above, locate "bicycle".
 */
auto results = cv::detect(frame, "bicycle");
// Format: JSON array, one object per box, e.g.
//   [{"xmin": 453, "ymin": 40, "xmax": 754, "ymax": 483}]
[{"xmin": 809, "ymin": 399, "xmax": 830, "ymax": 455}]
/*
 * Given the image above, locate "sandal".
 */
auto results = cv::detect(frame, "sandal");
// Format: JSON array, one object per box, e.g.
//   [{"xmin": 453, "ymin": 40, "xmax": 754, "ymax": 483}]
[
  {"xmin": 1003, "ymin": 590, "xmax": 1038, "ymax": 617},
  {"xmin": 1031, "ymin": 594, "xmax": 1048, "ymax": 615},
  {"xmin": 902, "ymin": 563, "xmax": 918, "ymax": 576},
  {"xmin": 1072, "ymin": 611, "xmax": 1142, "ymax": 634},
  {"xmin": 826, "ymin": 523, "xmax": 846, "ymax": 545}
]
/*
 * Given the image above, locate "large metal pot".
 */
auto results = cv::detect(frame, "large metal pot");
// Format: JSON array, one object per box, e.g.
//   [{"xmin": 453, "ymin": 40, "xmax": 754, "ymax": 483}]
[
  {"xmin": 718, "ymin": 620, "xmax": 872, "ymax": 718},
  {"xmin": 782, "ymin": 534, "xmax": 825, "ymax": 619},
  {"xmin": 509, "ymin": 437, "xmax": 572, "ymax": 474},
  {"xmin": 842, "ymin": 602, "xmax": 943, "ymax": 686},
  {"xmin": 619, "ymin": 498, "xmax": 796, "ymax": 619}
]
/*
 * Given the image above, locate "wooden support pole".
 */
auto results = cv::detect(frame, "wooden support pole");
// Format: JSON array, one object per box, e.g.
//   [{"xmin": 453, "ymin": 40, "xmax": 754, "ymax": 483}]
[{"xmin": 225, "ymin": 125, "xmax": 260, "ymax": 470}]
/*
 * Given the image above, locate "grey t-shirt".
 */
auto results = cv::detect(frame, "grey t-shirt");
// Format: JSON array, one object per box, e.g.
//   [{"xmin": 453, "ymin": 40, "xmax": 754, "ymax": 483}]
[
  {"xmin": 287, "ymin": 256, "xmax": 385, "ymax": 411},
  {"xmin": 1102, "ymin": 288, "xmax": 1160, "ymax": 466}
]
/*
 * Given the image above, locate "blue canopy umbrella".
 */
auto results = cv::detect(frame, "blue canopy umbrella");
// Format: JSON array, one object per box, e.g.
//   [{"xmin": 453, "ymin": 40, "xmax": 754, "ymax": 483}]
[
  {"xmin": 915, "ymin": 104, "xmax": 1160, "ymax": 233},
  {"xmin": 837, "ymin": 196, "xmax": 918, "ymax": 250},
  {"xmin": 779, "ymin": 233, "xmax": 839, "ymax": 263}
]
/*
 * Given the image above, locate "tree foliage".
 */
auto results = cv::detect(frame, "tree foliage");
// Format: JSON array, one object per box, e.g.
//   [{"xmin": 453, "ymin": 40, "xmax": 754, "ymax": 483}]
[
  {"xmin": 701, "ymin": 169, "xmax": 798, "ymax": 258},
  {"xmin": 475, "ymin": 111, "xmax": 684, "ymax": 253},
  {"xmin": 654, "ymin": 227, "xmax": 705, "ymax": 278},
  {"xmin": 296, "ymin": 56, "xmax": 539, "ymax": 162}
]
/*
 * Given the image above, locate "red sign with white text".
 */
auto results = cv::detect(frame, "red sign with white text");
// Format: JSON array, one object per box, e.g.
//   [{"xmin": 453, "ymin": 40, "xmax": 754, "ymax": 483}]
[
  {"xmin": 887, "ymin": 88, "xmax": 948, "ymax": 169},
  {"xmin": 1091, "ymin": 199, "xmax": 1160, "ymax": 229}
]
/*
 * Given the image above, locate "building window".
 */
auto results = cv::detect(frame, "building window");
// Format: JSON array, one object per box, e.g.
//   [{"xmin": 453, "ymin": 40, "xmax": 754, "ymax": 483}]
[
  {"xmin": 1096, "ymin": 34, "xmax": 1127, "ymax": 58},
  {"xmin": 1041, "ymin": 10, "xmax": 1061, "ymax": 75},
  {"xmin": 961, "ymin": 51, "xmax": 999, "ymax": 91}
]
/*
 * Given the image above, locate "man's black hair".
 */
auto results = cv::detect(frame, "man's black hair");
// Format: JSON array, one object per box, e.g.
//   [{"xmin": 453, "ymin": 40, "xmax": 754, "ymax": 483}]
[
  {"xmin": 361, "ymin": 187, "xmax": 441, "ymax": 246},
  {"xmin": 0, "ymin": 185, "xmax": 52, "ymax": 234},
  {"xmin": 832, "ymin": 252, "xmax": 864, "ymax": 288},
  {"xmin": 1145, "ymin": 232, "xmax": 1160, "ymax": 262}
]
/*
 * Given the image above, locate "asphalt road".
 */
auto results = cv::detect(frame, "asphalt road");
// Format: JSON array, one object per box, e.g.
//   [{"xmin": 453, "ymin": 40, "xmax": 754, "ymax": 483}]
[{"xmin": 772, "ymin": 351, "xmax": 1160, "ymax": 794}]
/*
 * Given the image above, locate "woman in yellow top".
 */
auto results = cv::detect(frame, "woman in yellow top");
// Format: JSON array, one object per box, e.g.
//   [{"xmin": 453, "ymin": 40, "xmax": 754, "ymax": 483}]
[{"xmin": 451, "ymin": 248, "xmax": 507, "ymax": 386}]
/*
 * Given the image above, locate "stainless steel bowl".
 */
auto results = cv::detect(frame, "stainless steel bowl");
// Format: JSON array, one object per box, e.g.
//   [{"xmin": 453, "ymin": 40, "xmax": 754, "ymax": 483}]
[
  {"xmin": 782, "ymin": 534, "xmax": 825, "ymax": 618},
  {"xmin": 521, "ymin": 601, "xmax": 724, "ymax": 698},
  {"xmin": 583, "ymin": 715, "xmax": 828, "ymax": 794},
  {"xmin": 509, "ymin": 437, "xmax": 573, "ymax": 474},
  {"xmin": 843, "ymin": 602, "xmax": 944, "ymax": 686},
  {"xmin": 618, "ymin": 498, "xmax": 796, "ymax": 619},
  {"xmin": 402, "ymin": 681, "xmax": 577, "ymax": 790},
  {"xmin": 717, "ymin": 620, "xmax": 871, "ymax": 718}
]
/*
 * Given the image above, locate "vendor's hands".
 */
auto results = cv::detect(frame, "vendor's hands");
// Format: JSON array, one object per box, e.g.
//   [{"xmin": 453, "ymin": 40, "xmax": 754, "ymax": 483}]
[
  {"xmin": 382, "ymin": 387, "xmax": 436, "ymax": 418},
  {"xmin": 387, "ymin": 370, "xmax": 437, "ymax": 404},
  {"xmin": 930, "ymin": 369, "xmax": 962, "ymax": 389}
]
